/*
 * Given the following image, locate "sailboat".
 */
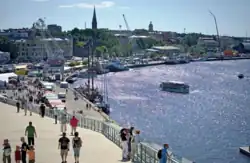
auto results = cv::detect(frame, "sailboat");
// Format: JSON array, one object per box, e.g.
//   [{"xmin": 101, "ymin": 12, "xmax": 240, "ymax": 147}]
[{"xmin": 95, "ymin": 52, "xmax": 110, "ymax": 115}]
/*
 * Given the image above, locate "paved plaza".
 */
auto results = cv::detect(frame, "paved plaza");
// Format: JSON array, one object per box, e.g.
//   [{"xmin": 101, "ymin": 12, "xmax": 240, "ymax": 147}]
[{"xmin": 0, "ymin": 103, "xmax": 130, "ymax": 163}]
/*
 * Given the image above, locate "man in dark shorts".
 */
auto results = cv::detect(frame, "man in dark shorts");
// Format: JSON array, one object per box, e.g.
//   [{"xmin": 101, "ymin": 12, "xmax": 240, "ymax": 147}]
[
  {"xmin": 21, "ymin": 137, "xmax": 29, "ymax": 163},
  {"xmin": 25, "ymin": 122, "xmax": 37, "ymax": 146},
  {"xmin": 58, "ymin": 132, "xmax": 70, "ymax": 163}
]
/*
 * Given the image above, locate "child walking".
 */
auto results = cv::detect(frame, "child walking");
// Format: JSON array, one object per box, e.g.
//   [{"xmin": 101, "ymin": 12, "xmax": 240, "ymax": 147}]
[
  {"xmin": 3, "ymin": 139, "xmax": 11, "ymax": 163},
  {"xmin": 15, "ymin": 145, "xmax": 21, "ymax": 163},
  {"xmin": 27, "ymin": 146, "xmax": 35, "ymax": 163}
]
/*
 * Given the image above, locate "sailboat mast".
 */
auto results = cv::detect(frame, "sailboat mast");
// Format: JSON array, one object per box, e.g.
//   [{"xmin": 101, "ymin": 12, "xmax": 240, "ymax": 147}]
[
  {"xmin": 91, "ymin": 31, "xmax": 96, "ymax": 90},
  {"xmin": 87, "ymin": 42, "xmax": 91, "ymax": 94}
]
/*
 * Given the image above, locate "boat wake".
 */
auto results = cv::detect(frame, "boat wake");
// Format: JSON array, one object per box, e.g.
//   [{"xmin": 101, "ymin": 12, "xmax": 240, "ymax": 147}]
[{"xmin": 190, "ymin": 89, "xmax": 202, "ymax": 94}]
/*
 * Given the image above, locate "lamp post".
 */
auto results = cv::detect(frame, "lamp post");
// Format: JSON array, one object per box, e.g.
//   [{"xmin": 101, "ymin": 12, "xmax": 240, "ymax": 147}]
[{"xmin": 209, "ymin": 10, "xmax": 221, "ymax": 51}]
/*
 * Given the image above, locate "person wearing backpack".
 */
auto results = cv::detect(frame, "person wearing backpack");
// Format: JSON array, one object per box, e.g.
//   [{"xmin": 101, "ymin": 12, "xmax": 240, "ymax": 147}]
[
  {"xmin": 72, "ymin": 132, "xmax": 82, "ymax": 163},
  {"xmin": 157, "ymin": 144, "xmax": 171, "ymax": 163}
]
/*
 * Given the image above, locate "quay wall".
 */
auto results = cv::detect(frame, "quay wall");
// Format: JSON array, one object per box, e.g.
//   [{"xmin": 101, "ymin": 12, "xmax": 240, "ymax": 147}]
[
  {"xmin": 126, "ymin": 57, "xmax": 250, "ymax": 69},
  {"xmin": 0, "ymin": 93, "xmax": 193, "ymax": 163}
]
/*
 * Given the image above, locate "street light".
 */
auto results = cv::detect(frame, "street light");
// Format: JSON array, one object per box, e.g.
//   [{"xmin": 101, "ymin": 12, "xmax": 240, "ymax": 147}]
[{"xmin": 208, "ymin": 10, "xmax": 221, "ymax": 50}]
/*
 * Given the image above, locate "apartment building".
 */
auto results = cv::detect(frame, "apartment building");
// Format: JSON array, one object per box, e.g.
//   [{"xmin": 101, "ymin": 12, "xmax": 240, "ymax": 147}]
[{"xmin": 15, "ymin": 37, "xmax": 73, "ymax": 62}]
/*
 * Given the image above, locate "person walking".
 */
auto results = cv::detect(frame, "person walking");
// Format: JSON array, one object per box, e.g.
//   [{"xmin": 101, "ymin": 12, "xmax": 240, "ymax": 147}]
[
  {"xmin": 53, "ymin": 106, "xmax": 59, "ymax": 124},
  {"xmin": 72, "ymin": 132, "xmax": 82, "ymax": 163},
  {"xmin": 15, "ymin": 145, "xmax": 21, "ymax": 163},
  {"xmin": 16, "ymin": 101, "xmax": 20, "ymax": 113},
  {"xmin": 61, "ymin": 113, "xmax": 67, "ymax": 134},
  {"xmin": 27, "ymin": 146, "xmax": 35, "ymax": 163},
  {"xmin": 2, "ymin": 139, "xmax": 11, "ymax": 163},
  {"xmin": 40, "ymin": 103, "xmax": 45, "ymax": 118},
  {"xmin": 28, "ymin": 95, "xmax": 33, "ymax": 116},
  {"xmin": 58, "ymin": 132, "xmax": 70, "ymax": 163},
  {"xmin": 25, "ymin": 122, "xmax": 37, "ymax": 146},
  {"xmin": 70, "ymin": 116, "xmax": 78, "ymax": 136},
  {"xmin": 23, "ymin": 100, "xmax": 28, "ymax": 116},
  {"xmin": 20, "ymin": 137, "xmax": 29, "ymax": 163}
]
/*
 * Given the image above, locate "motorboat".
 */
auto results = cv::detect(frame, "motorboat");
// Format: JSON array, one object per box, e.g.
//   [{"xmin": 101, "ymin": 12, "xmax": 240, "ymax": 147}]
[
  {"xmin": 105, "ymin": 61, "xmax": 129, "ymax": 72},
  {"xmin": 165, "ymin": 54, "xmax": 190, "ymax": 65},
  {"xmin": 160, "ymin": 81, "xmax": 189, "ymax": 94}
]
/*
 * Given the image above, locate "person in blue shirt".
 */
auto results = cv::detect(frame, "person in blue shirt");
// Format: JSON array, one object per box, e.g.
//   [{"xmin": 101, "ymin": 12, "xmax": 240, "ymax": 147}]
[{"xmin": 160, "ymin": 144, "xmax": 170, "ymax": 163}]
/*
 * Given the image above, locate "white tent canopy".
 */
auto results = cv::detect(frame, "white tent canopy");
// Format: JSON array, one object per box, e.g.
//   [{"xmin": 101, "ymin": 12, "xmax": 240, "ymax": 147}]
[{"xmin": 0, "ymin": 72, "xmax": 17, "ymax": 82}]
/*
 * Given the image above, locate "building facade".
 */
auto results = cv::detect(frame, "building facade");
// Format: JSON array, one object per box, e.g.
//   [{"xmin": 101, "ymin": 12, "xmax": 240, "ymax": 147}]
[
  {"xmin": 47, "ymin": 24, "xmax": 62, "ymax": 34},
  {"xmin": 197, "ymin": 37, "xmax": 219, "ymax": 52},
  {"xmin": 14, "ymin": 37, "xmax": 73, "ymax": 62}
]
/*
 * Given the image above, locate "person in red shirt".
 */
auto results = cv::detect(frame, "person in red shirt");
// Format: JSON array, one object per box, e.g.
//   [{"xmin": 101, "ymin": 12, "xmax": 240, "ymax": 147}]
[
  {"xmin": 70, "ymin": 116, "xmax": 79, "ymax": 135},
  {"xmin": 15, "ymin": 145, "xmax": 21, "ymax": 163}
]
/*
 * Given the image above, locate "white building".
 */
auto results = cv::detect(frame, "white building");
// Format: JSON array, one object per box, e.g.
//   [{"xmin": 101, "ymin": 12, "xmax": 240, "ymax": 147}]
[
  {"xmin": 151, "ymin": 46, "xmax": 180, "ymax": 55},
  {"xmin": 197, "ymin": 37, "xmax": 219, "ymax": 51},
  {"xmin": 14, "ymin": 37, "xmax": 73, "ymax": 62},
  {"xmin": 0, "ymin": 51, "xmax": 10, "ymax": 64}
]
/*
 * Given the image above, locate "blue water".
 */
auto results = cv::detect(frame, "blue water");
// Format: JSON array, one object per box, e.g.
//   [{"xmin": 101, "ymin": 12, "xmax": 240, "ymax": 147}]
[{"xmin": 74, "ymin": 60, "xmax": 250, "ymax": 163}]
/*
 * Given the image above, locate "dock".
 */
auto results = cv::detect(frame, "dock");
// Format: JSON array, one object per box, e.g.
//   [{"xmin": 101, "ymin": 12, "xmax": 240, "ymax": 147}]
[
  {"xmin": 127, "ymin": 61, "xmax": 165, "ymax": 68},
  {"xmin": 239, "ymin": 147, "xmax": 250, "ymax": 157}
]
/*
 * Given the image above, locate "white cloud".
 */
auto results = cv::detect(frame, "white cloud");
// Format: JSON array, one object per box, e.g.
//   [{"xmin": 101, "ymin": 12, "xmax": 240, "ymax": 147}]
[
  {"xmin": 31, "ymin": 0, "xmax": 50, "ymax": 2},
  {"xmin": 119, "ymin": 6, "xmax": 130, "ymax": 9},
  {"xmin": 59, "ymin": 1, "xmax": 115, "ymax": 9}
]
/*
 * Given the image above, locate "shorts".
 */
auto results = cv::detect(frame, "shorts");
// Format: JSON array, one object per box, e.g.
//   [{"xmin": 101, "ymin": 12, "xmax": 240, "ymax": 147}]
[
  {"xmin": 60, "ymin": 149, "xmax": 68, "ymax": 156},
  {"xmin": 29, "ymin": 159, "xmax": 35, "ymax": 163},
  {"xmin": 73, "ymin": 148, "xmax": 80, "ymax": 157}
]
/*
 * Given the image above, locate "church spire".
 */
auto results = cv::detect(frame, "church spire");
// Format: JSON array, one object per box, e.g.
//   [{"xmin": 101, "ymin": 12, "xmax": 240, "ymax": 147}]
[{"xmin": 92, "ymin": 6, "xmax": 97, "ymax": 29}]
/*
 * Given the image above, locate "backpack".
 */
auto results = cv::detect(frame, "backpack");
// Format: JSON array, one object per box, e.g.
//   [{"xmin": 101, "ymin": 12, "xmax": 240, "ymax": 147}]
[
  {"xmin": 157, "ymin": 149, "xmax": 162, "ymax": 159},
  {"xmin": 73, "ymin": 137, "xmax": 82, "ymax": 148}
]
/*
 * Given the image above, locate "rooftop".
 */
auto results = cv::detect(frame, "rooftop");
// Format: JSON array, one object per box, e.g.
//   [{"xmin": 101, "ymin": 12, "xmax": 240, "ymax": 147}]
[
  {"xmin": 15, "ymin": 38, "xmax": 69, "ymax": 42},
  {"xmin": 129, "ymin": 35, "xmax": 150, "ymax": 39},
  {"xmin": 153, "ymin": 46, "xmax": 180, "ymax": 50}
]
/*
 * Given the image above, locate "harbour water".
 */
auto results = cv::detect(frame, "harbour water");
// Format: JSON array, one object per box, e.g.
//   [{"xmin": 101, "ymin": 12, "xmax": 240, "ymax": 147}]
[{"xmin": 74, "ymin": 60, "xmax": 250, "ymax": 163}]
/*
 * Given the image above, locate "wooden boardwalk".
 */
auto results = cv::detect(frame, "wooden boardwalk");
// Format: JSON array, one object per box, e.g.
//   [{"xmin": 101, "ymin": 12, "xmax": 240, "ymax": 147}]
[{"xmin": 0, "ymin": 103, "xmax": 130, "ymax": 163}]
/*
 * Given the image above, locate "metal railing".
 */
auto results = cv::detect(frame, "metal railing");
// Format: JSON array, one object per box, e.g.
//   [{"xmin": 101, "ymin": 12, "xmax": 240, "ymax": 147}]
[{"xmin": 0, "ymin": 97, "xmax": 193, "ymax": 163}]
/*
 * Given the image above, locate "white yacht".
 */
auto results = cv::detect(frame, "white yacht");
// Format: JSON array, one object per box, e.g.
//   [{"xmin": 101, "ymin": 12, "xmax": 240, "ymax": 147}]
[{"xmin": 160, "ymin": 81, "xmax": 190, "ymax": 94}]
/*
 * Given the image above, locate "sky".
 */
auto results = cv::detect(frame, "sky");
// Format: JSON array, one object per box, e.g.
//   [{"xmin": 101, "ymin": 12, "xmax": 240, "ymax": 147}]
[{"xmin": 0, "ymin": 0, "xmax": 249, "ymax": 37}]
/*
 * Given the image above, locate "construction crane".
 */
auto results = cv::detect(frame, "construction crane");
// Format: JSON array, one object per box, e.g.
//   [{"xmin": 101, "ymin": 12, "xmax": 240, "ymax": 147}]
[
  {"xmin": 33, "ymin": 18, "xmax": 65, "ymax": 79},
  {"xmin": 122, "ymin": 14, "xmax": 130, "ymax": 31},
  {"xmin": 122, "ymin": 14, "xmax": 135, "ymax": 55}
]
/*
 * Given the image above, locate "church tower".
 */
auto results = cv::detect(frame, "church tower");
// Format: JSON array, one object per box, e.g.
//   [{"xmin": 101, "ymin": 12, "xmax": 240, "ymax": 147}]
[
  {"xmin": 92, "ymin": 6, "xmax": 97, "ymax": 29},
  {"xmin": 148, "ymin": 21, "xmax": 153, "ymax": 32}
]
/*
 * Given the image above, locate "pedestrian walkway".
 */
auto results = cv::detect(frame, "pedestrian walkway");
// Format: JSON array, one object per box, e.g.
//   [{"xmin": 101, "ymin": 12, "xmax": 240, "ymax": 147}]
[
  {"xmin": 0, "ymin": 103, "xmax": 130, "ymax": 163},
  {"xmin": 54, "ymin": 85, "xmax": 105, "ymax": 119}
]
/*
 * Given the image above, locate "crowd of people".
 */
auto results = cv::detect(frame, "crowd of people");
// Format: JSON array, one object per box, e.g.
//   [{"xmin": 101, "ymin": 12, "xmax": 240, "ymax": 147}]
[
  {"xmin": 3, "ymin": 79, "xmax": 83, "ymax": 163},
  {"xmin": 120, "ymin": 127, "xmax": 140, "ymax": 161},
  {"xmin": 2, "ymin": 121, "xmax": 82, "ymax": 163},
  {"xmin": 3, "ymin": 122, "xmax": 37, "ymax": 163}
]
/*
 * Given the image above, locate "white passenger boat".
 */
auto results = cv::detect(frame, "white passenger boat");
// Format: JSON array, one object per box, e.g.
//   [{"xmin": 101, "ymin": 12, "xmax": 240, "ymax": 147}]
[{"xmin": 160, "ymin": 81, "xmax": 189, "ymax": 94}]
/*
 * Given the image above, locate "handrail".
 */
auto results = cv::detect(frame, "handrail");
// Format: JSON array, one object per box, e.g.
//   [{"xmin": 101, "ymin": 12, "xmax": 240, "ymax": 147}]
[{"xmin": 0, "ymin": 97, "xmax": 193, "ymax": 163}]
